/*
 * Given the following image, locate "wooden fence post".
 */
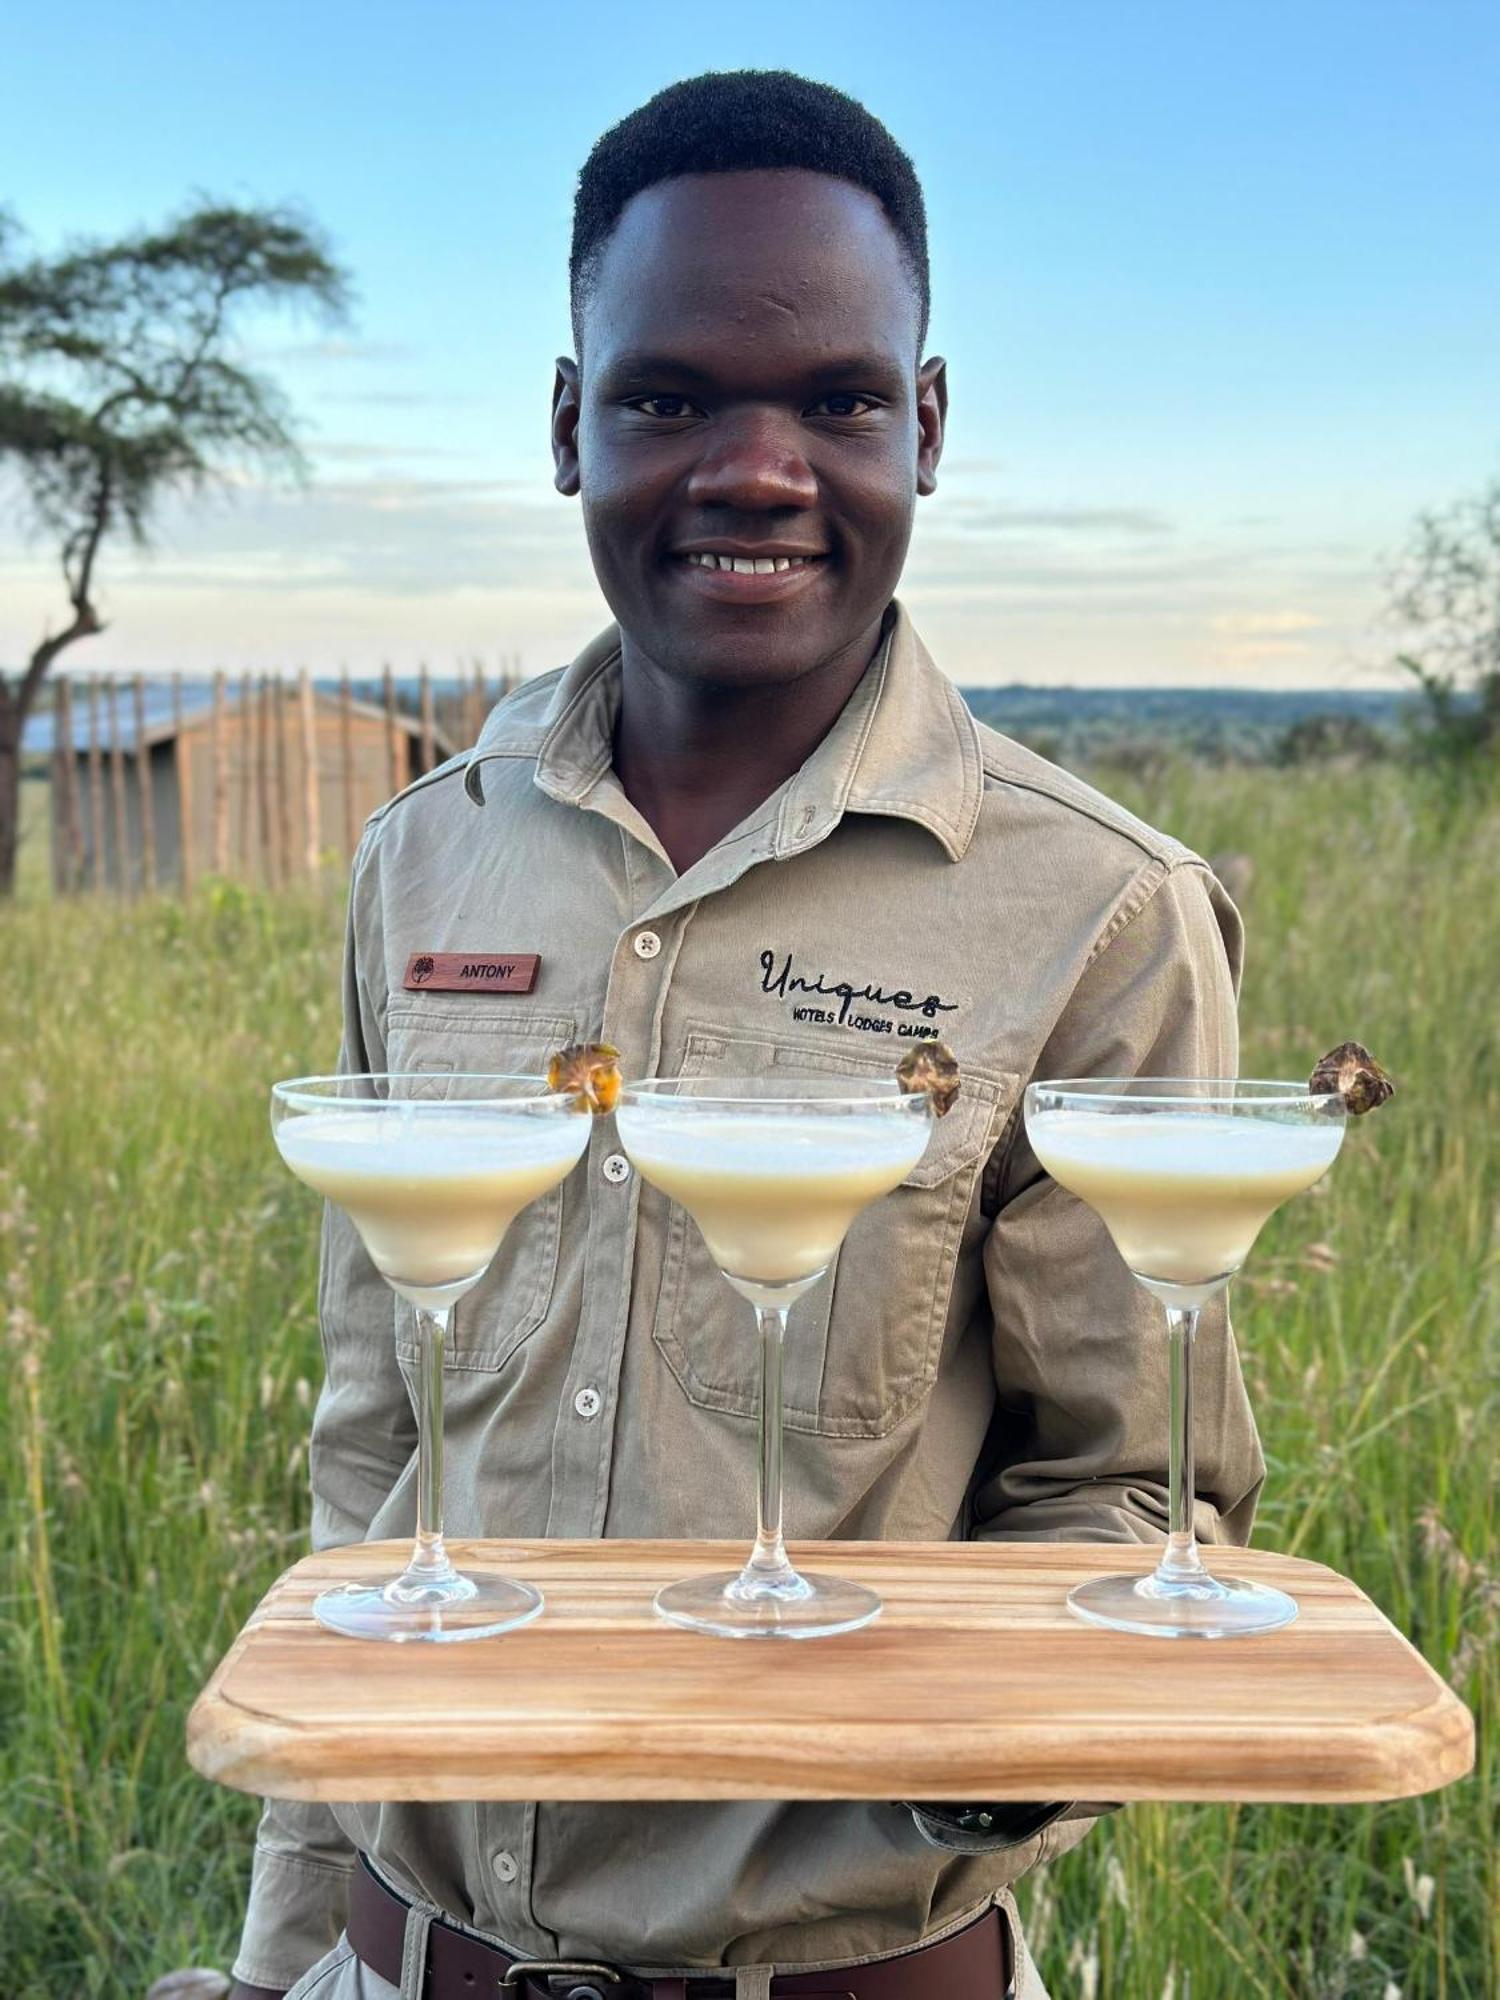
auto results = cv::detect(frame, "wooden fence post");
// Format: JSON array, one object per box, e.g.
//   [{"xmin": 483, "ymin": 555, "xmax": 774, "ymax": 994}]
[
  {"xmin": 107, "ymin": 678, "xmax": 131, "ymax": 895},
  {"xmin": 255, "ymin": 676, "xmax": 273, "ymax": 884},
  {"xmin": 298, "ymin": 669, "xmax": 320, "ymax": 875},
  {"xmin": 174, "ymin": 678, "xmax": 195, "ymax": 894},
  {"xmin": 211, "ymin": 672, "xmax": 230, "ymax": 877},
  {"xmin": 273, "ymin": 676, "xmax": 292, "ymax": 884},
  {"xmin": 236, "ymin": 673, "xmax": 253, "ymax": 876},
  {"xmin": 133, "ymin": 676, "xmax": 156, "ymax": 892},
  {"xmin": 339, "ymin": 670, "xmax": 357, "ymax": 858},
  {"xmin": 419, "ymin": 663, "xmax": 436, "ymax": 774},
  {"xmin": 87, "ymin": 679, "xmax": 105, "ymax": 891},
  {"xmin": 251, "ymin": 680, "xmax": 266, "ymax": 884},
  {"xmin": 55, "ymin": 678, "xmax": 83, "ymax": 893},
  {"xmin": 382, "ymin": 665, "xmax": 401, "ymax": 796}
]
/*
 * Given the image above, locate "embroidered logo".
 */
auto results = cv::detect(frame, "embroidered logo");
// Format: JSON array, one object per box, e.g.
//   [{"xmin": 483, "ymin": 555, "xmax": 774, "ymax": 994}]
[{"xmin": 759, "ymin": 948, "xmax": 958, "ymax": 1040}]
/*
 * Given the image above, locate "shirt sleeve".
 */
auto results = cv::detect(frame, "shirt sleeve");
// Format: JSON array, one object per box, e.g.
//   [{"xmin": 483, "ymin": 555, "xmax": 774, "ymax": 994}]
[
  {"xmin": 973, "ymin": 860, "xmax": 1265, "ymax": 1547},
  {"xmin": 233, "ymin": 831, "xmax": 415, "ymax": 1992}
]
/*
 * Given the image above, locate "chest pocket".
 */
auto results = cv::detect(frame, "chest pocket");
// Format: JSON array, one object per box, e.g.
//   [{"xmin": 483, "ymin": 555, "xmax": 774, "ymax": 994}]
[
  {"xmin": 648, "ymin": 1024, "xmax": 1013, "ymax": 1439},
  {"xmin": 384, "ymin": 1002, "xmax": 580, "ymax": 1371}
]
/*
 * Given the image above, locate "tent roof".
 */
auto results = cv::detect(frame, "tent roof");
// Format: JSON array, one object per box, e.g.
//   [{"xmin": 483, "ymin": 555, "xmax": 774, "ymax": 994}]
[{"xmin": 22, "ymin": 680, "xmax": 457, "ymax": 759}]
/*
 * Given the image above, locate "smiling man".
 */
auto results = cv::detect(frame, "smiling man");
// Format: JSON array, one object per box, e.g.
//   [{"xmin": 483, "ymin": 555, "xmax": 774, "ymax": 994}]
[{"xmin": 230, "ymin": 71, "xmax": 1261, "ymax": 2000}]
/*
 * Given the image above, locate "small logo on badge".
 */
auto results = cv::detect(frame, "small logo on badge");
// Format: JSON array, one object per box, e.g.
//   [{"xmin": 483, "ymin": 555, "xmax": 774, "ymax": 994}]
[{"xmin": 410, "ymin": 954, "xmax": 436, "ymax": 985}]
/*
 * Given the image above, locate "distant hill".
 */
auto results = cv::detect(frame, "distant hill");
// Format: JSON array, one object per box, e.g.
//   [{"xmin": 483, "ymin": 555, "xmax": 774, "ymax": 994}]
[{"xmin": 958, "ymin": 685, "xmax": 1415, "ymax": 763}]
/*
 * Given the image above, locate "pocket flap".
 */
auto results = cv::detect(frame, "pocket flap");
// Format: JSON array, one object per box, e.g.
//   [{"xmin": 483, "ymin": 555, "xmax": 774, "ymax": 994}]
[
  {"xmin": 385, "ymin": 1003, "xmax": 579, "ymax": 1074},
  {"xmin": 901, "ymin": 1071, "xmax": 1015, "ymax": 1187}
]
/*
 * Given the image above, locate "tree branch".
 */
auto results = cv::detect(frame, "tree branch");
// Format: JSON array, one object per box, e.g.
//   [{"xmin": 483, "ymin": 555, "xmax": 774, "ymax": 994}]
[
  {"xmin": 20, "ymin": 461, "xmax": 111, "ymax": 713},
  {"xmin": 19, "ymin": 601, "xmax": 103, "ymax": 716},
  {"xmin": 170, "ymin": 264, "xmax": 237, "ymax": 410},
  {"xmin": 66, "ymin": 459, "xmax": 112, "ymax": 612}
]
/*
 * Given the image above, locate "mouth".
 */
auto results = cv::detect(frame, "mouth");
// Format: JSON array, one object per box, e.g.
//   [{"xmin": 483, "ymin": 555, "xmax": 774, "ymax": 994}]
[{"xmin": 669, "ymin": 549, "xmax": 830, "ymax": 603}]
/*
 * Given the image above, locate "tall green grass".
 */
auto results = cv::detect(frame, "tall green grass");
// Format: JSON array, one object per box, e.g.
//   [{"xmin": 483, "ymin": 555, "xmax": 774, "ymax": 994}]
[{"xmin": 1, "ymin": 764, "xmax": 1494, "ymax": 1998}]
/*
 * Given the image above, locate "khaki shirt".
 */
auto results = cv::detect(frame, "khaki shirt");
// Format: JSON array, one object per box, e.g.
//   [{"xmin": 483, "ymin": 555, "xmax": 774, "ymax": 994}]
[{"xmin": 233, "ymin": 601, "xmax": 1262, "ymax": 1992}]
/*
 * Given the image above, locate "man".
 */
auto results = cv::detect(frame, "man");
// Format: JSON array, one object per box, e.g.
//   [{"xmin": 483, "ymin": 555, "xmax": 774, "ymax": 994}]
[{"xmin": 231, "ymin": 70, "xmax": 1260, "ymax": 2000}]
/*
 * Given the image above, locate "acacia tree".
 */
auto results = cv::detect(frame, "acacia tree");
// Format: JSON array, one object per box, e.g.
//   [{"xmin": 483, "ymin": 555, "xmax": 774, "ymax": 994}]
[
  {"xmin": 0, "ymin": 201, "xmax": 350, "ymax": 894},
  {"xmin": 1389, "ymin": 478, "xmax": 1500, "ymax": 755}
]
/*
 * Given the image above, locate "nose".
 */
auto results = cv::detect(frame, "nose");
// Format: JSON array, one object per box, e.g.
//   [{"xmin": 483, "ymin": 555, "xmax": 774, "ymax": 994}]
[{"xmin": 684, "ymin": 405, "xmax": 818, "ymax": 513}]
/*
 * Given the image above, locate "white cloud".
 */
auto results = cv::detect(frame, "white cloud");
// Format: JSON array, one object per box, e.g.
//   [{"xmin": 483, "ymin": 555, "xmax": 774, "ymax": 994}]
[
  {"xmin": 947, "ymin": 504, "xmax": 1174, "ymax": 537},
  {"xmin": 253, "ymin": 338, "xmax": 418, "ymax": 365},
  {"xmin": 309, "ymin": 440, "xmax": 484, "ymax": 465},
  {"xmin": 1210, "ymin": 609, "xmax": 1328, "ymax": 636}
]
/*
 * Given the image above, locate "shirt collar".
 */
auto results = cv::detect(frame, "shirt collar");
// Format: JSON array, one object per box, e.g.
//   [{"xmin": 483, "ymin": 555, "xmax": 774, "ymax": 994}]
[{"xmin": 463, "ymin": 597, "xmax": 984, "ymax": 863}]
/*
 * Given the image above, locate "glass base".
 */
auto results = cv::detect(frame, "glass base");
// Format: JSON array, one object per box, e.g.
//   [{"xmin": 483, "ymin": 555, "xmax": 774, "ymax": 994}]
[
  {"xmin": 1067, "ymin": 1569, "xmax": 1298, "ymax": 1640},
  {"xmin": 655, "ymin": 1568, "xmax": 882, "ymax": 1640},
  {"xmin": 312, "ymin": 1569, "xmax": 544, "ymax": 1643}
]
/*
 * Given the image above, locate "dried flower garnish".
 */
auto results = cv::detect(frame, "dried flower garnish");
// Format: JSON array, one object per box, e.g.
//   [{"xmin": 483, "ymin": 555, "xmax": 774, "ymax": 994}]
[
  {"xmin": 546, "ymin": 1042, "xmax": 623, "ymax": 1116},
  {"xmin": 1309, "ymin": 1041, "xmax": 1395, "ymax": 1116},
  {"xmin": 895, "ymin": 1041, "xmax": 961, "ymax": 1118}
]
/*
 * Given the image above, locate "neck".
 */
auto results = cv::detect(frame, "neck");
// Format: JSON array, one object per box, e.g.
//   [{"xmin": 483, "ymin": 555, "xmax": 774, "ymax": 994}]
[{"xmin": 613, "ymin": 616, "xmax": 888, "ymax": 874}]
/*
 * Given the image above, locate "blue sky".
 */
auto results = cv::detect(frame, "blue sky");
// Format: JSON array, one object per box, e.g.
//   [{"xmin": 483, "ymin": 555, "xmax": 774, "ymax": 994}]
[{"xmin": 3, "ymin": 0, "xmax": 1497, "ymax": 685}]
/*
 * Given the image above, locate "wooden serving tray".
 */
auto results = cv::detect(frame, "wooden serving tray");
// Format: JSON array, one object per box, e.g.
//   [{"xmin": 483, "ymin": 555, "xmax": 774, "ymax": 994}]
[{"xmin": 187, "ymin": 1539, "xmax": 1473, "ymax": 1805}]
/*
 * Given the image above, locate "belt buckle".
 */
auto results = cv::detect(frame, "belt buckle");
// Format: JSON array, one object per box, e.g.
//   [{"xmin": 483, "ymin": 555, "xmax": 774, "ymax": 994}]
[{"xmin": 499, "ymin": 1959, "xmax": 626, "ymax": 1999}]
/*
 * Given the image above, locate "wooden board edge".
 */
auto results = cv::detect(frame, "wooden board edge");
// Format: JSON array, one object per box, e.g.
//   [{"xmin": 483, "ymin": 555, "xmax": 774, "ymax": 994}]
[
  {"xmin": 186, "ymin": 1685, "xmax": 344, "ymax": 1798},
  {"xmin": 182, "ymin": 1701, "xmax": 1477, "ymax": 1807}
]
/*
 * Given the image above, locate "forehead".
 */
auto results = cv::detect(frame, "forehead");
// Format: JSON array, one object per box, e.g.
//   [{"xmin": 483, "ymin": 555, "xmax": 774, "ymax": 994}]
[{"xmin": 581, "ymin": 169, "xmax": 920, "ymax": 374}]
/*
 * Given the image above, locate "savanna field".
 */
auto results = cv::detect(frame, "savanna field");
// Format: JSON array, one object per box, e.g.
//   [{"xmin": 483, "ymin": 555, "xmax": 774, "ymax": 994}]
[{"xmin": 0, "ymin": 759, "xmax": 1494, "ymax": 1999}]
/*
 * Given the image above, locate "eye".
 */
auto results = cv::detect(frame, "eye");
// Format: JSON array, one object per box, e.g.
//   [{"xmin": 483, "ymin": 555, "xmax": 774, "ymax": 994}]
[
  {"xmin": 623, "ymin": 394, "xmax": 703, "ymax": 419},
  {"xmin": 808, "ymin": 393, "xmax": 880, "ymax": 418}
]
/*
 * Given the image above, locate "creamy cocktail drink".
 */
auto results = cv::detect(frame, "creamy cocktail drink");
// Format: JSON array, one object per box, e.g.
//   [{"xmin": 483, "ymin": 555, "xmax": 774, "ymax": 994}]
[
  {"xmin": 617, "ymin": 1074, "xmax": 939, "ymax": 1637},
  {"xmin": 1023, "ymin": 1078, "xmax": 1348, "ymax": 1639},
  {"xmin": 1026, "ymin": 1109, "xmax": 1343, "ymax": 1299},
  {"xmin": 615, "ymin": 1108, "xmax": 929, "ymax": 1299},
  {"xmin": 269, "ymin": 1071, "xmax": 597, "ymax": 1642},
  {"xmin": 277, "ymin": 1108, "xmax": 589, "ymax": 1308}
]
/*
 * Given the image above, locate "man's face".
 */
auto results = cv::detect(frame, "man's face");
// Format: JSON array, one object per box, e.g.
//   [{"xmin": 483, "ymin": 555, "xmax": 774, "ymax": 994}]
[{"xmin": 553, "ymin": 170, "xmax": 946, "ymax": 689}]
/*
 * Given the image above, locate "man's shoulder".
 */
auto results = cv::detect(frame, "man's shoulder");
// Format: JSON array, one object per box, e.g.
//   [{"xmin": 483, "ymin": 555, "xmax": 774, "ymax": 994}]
[{"xmin": 969, "ymin": 716, "xmax": 1200, "ymax": 874}]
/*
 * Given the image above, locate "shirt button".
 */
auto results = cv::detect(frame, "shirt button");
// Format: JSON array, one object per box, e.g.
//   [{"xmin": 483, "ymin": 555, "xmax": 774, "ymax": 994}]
[
  {"xmin": 491, "ymin": 1849, "xmax": 519, "ymax": 1884},
  {"xmin": 602, "ymin": 1153, "xmax": 631, "ymax": 1185},
  {"xmin": 632, "ymin": 929, "xmax": 662, "ymax": 960},
  {"xmin": 574, "ymin": 1386, "xmax": 602, "ymax": 1420}
]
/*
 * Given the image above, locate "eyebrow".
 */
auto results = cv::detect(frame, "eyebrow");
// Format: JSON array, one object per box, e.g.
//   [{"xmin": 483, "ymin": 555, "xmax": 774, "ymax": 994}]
[{"xmin": 601, "ymin": 351, "xmax": 905, "ymax": 389}]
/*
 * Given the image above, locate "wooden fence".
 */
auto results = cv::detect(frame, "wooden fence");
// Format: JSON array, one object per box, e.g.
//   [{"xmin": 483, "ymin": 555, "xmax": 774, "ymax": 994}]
[{"xmin": 40, "ymin": 661, "xmax": 518, "ymax": 897}]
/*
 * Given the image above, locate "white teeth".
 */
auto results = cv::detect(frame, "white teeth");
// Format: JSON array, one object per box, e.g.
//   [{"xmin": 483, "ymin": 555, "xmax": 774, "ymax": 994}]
[{"xmin": 684, "ymin": 551, "xmax": 814, "ymax": 571}]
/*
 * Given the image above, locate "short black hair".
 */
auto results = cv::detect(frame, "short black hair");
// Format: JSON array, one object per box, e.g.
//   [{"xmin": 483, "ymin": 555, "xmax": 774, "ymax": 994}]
[{"xmin": 570, "ymin": 70, "xmax": 930, "ymax": 352}]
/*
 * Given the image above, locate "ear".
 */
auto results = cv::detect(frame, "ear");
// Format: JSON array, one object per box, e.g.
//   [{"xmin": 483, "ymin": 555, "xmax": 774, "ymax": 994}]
[
  {"xmin": 552, "ymin": 358, "xmax": 581, "ymax": 496},
  {"xmin": 915, "ymin": 355, "xmax": 947, "ymax": 498}
]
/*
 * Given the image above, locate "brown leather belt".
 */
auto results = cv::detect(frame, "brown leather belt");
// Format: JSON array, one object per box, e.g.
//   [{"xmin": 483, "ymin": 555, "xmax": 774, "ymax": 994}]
[{"xmin": 348, "ymin": 1852, "xmax": 1013, "ymax": 1999}]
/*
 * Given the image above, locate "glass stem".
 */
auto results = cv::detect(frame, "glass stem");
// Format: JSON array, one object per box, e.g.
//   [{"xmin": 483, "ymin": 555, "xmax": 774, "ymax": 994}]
[
  {"xmin": 396, "ymin": 1303, "xmax": 457, "ymax": 1589},
  {"xmin": 1155, "ymin": 1304, "xmax": 1207, "ymax": 1581},
  {"xmin": 744, "ymin": 1304, "xmax": 797, "ymax": 1586}
]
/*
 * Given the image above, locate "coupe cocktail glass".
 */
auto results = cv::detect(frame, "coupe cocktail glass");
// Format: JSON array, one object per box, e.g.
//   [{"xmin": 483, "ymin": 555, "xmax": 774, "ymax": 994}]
[
  {"xmin": 270, "ymin": 1072, "xmax": 591, "ymax": 1641},
  {"xmin": 1023, "ymin": 1077, "xmax": 1346, "ymax": 1638},
  {"xmin": 616, "ymin": 1076, "xmax": 933, "ymax": 1638}
]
